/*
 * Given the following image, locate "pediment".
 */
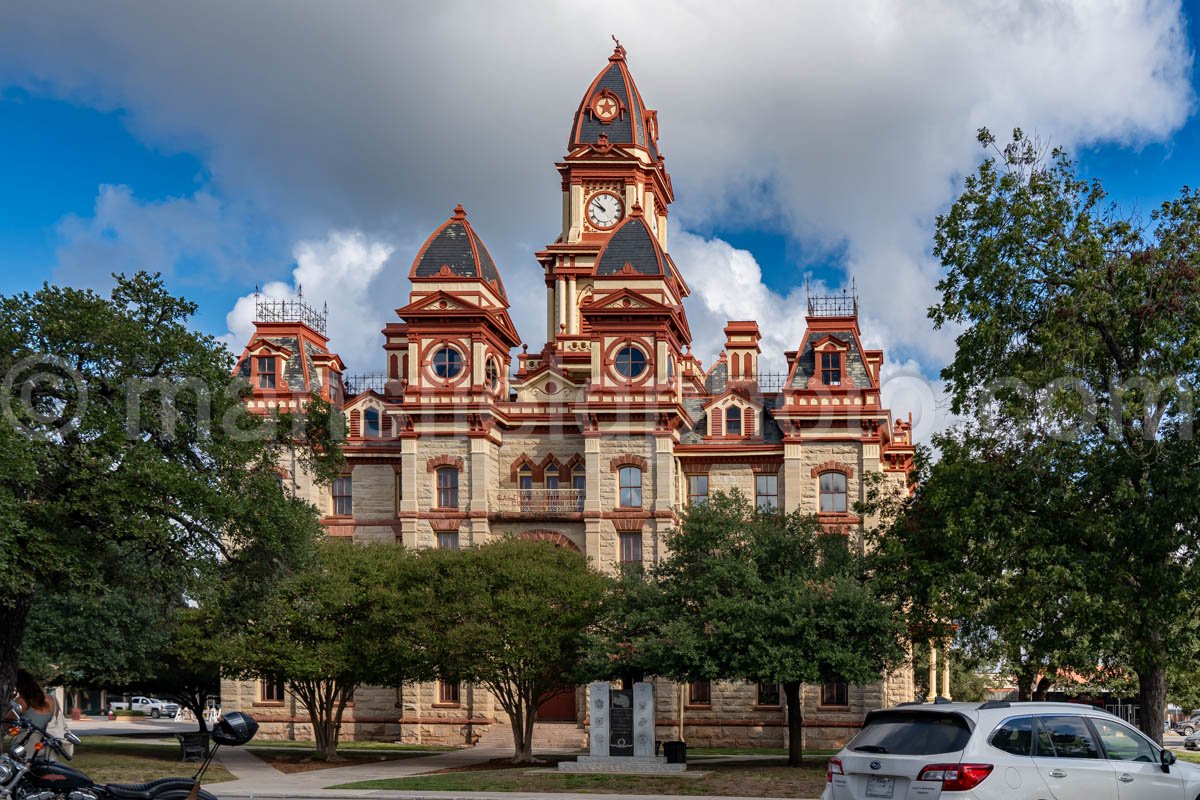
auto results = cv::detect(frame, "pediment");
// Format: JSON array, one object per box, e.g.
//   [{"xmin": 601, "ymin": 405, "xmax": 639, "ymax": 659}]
[
  {"xmin": 583, "ymin": 288, "xmax": 669, "ymax": 313},
  {"xmin": 702, "ymin": 385, "xmax": 764, "ymax": 412},
  {"xmin": 399, "ymin": 290, "xmax": 483, "ymax": 315},
  {"xmin": 247, "ymin": 339, "xmax": 293, "ymax": 358}
]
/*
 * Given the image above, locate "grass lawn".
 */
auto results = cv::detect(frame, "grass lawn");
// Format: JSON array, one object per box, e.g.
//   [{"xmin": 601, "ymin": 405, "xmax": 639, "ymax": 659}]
[
  {"xmin": 1175, "ymin": 750, "xmax": 1200, "ymax": 764},
  {"xmin": 330, "ymin": 756, "xmax": 830, "ymax": 797},
  {"xmin": 253, "ymin": 749, "xmax": 438, "ymax": 774},
  {"xmin": 63, "ymin": 739, "xmax": 235, "ymax": 785}
]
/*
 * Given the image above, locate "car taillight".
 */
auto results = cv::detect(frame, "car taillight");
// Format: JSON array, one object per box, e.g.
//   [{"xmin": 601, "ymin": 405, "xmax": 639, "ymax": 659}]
[
  {"xmin": 827, "ymin": 756, "xmax": 844, "ymax": 782},
  {"xmin": 917, "ymin": 763, "xmax": 994, "ymax": 791}
]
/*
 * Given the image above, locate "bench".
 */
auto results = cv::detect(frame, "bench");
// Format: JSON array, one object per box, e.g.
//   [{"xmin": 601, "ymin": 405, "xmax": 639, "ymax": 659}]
[{"xmin": 175, "ymin": 732, "xmax": 210, "ymax": 762}]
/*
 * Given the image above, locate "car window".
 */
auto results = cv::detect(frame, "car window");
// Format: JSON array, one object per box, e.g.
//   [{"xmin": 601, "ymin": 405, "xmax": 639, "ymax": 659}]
[
  {"xmin": 990, "ymin": 716, "xmax": 1034, "ymax": 756},
  {"xmin": 1035, "ymin": 716, "xmax": 1101, "ymax": 759},
  {"xmin": 848, "ymin": 711, "xmax": 972, "ymax": 756},
  {"xmin": 1091, "ymin": 718, "xmax": 1158, "ymax": 763}
]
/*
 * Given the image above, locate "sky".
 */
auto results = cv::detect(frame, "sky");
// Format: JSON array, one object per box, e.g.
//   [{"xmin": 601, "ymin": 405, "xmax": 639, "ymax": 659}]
[{"xmin": 0, "ymin": 1, "xmax": 1196, "ymax": 441}]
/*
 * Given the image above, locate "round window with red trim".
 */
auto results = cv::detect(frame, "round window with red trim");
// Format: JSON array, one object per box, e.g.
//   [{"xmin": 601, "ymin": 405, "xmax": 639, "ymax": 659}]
[
  {"xmin": 615, "ymin": 346, "xmax": 647, "ymax": 379},
  {"xmin": 432, "ymin": 347, "xmax": 464, "ymax": 379}
]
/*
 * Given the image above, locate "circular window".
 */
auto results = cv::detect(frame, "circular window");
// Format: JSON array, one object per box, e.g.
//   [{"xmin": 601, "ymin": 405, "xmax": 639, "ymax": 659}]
[
  {"xmin": 432, "ymin": 347, "xmax": 464, "ymax": 379},
  {"xmin": 485, "ymin": 358, "xmax": 500, "ymax": 390},
  {"xmin": 615, "ymin": 346, "xmax": 647, "ymax": 379}
]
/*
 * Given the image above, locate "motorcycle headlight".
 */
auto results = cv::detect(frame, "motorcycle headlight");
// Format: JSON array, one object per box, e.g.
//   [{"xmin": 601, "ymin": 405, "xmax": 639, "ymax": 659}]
[{"xmin": 7, "ymin": 744, "xmax": 24, "ymax": 759}]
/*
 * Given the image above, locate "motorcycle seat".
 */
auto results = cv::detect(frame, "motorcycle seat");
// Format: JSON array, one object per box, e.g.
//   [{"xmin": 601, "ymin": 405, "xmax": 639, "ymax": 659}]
[{"xmin": 104, "ymin": 783, "xmax": 161, "ymax": 800}]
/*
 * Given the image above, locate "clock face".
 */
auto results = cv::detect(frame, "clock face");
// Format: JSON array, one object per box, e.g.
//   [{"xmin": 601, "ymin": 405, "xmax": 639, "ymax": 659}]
[{"xmin": 588, "ymin": 192, "xmax": 623, "ymax": 229}]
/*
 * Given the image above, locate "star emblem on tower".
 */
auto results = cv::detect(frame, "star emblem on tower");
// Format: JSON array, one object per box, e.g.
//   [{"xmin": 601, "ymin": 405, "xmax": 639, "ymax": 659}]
[{"xmin": 591, "ymin": 92, "xmax": 620, "ymax": 122}]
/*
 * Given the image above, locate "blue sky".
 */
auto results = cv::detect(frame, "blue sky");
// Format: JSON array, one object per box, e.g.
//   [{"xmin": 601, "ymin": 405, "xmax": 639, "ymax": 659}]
[{"xmin": 0, "ymin": 2, "xmax": 1195, "ymax": 436}]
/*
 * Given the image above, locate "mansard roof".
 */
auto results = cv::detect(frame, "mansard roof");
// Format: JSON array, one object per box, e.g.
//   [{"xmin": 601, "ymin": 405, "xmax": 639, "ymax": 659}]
[
  {"xmin": 569, "ymin": 43, "xmax": 659, "ymax": 160},
  {"xmin": 594, "ymin": 213, "xmax": 666, "ymax": 276},
  {"xmin": 410, "ymin": 205, "xmax": 507, "ymax": 301},
  {"xmin": 791, "ymin": 330, "xmax": 873, "ymax": 388}
]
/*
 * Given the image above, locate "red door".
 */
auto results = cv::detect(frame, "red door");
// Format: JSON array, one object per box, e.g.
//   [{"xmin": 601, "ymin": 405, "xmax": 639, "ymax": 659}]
[{"xmin": 536, "ymin": 686, "xmax": 577, "ymax": 721}]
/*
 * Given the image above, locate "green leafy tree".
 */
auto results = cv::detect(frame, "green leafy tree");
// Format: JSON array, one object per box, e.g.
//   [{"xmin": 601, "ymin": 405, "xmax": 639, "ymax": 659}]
[
  {"xmin": 588, "ymin": 492, "xmax": 904, "ymax": 766},
  {"xmin": 928, "ymin": 128, "xmax": 1200, "ymax": 741},
  {"xmin": 863, "ymin": 437, "xmax": 1113, "ymax": 703},
  {"xmin": 224, "ymin": 539, "xmax": 433, "ymax": 760},
  {"xmin": 426, "ymin": 539, "xmax": 611, "ymax": 764},
  {"xmin": 124, "ymin": 606, "xmax": 223, "ymax": 731},
  {"xmin": 0, "ymin": 272, "xmax": 343, "ymax": 703}
]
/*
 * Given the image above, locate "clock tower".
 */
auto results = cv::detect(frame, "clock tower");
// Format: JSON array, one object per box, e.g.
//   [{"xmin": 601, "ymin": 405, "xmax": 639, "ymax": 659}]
[{"xmin": 534, "ymin": 41, "xmax": 689, "ymax": 389}]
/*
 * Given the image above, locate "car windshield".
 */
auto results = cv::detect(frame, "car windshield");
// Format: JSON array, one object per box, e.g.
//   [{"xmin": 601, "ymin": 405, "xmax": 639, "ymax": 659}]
[{"xmin": 849, "ymin": 711, "xmax": 973, "ymax": 756}]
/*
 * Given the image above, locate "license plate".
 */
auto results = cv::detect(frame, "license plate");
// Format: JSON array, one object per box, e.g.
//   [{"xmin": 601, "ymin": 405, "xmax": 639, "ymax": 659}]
[{"xmin": 866, "ymin": 777, "xmax": 894, "ymax": 798}]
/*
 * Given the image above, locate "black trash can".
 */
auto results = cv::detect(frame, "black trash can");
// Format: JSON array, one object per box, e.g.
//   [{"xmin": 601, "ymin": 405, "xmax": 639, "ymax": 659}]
[{"xmin": 663, "ymin": 740, "xmax": 687, "ymax": 764}]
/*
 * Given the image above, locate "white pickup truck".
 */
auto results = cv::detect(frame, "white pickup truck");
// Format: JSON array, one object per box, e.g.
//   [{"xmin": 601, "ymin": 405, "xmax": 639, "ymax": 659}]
[{"xmin": 108, "ymin": 696, "xmax": 180, "ymax": 719}]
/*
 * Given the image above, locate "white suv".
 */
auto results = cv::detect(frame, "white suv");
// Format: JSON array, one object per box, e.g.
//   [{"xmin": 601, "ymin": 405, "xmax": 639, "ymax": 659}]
[{"xmin": 822, "ymin": 700, "xmax": 1199, "ymax": 799}]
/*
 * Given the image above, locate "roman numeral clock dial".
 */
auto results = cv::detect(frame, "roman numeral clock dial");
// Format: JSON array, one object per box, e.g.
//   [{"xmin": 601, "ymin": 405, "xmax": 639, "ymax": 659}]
[{"xmin": 587, "ymin": 192, "xmax": 623, "ymax": 230}]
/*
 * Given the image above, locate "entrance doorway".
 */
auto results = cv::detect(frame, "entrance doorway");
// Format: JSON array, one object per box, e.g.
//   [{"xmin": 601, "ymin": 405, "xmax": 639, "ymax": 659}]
[{"xmin": 536, "ymin": 686, "xmax": 577, "ymax": 721}]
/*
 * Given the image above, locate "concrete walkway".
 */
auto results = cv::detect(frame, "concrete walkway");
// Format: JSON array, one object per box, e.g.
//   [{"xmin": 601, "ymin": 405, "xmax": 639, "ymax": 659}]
[{"xmin": 209, "ymin": 744, "xmax": 519, "ymax": 798}]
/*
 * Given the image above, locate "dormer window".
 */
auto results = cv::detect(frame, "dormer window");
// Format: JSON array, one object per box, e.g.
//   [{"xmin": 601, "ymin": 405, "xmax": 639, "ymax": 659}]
[
  {"xmin": 615, "ymin": 346, "xmax": 647, "ymax": 379},
  {"xmin": 821, "ymin": 352, "xmax": 841, "ymax": 386},
  {"xmin": 364, "ymin": 408, "xmax": 381, "ymax": 438},
  {"xmin": 257, "ymin": 356, "xmax": 277, "ymax": 389},
  {"xmin": 726, "ymin": 406, "xmax": 742, "ymax": 436}
]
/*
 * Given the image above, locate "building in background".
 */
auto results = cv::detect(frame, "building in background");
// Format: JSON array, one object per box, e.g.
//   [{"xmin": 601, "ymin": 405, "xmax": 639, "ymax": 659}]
[{"xmin": 225, "ymin": 43, "xmax": 915, "ymax": 750}]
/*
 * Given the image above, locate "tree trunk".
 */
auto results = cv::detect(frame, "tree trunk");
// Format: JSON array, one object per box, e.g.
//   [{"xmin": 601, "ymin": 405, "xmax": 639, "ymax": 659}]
[
  {"xmin": 784, "ymin": 681, "xmax": 803, "ymax": 766},
  {"xmin": 504, "ymin": 694, "xmax": 533, "ymax": 764},
  {"xmin": 1032, "ymin": 676, "xmax": 1052, "ymax": 702},
  {"xmin": 1138, "ymin": 660, "xmax": 1167, "ymax": 745},
  {"xmin": 1016, "ymin": 666, "xmax": 1036, "ymax": 702},
  {"xmin": 0, "ymin": 594, "xmax": 34, "ymax": 704}
]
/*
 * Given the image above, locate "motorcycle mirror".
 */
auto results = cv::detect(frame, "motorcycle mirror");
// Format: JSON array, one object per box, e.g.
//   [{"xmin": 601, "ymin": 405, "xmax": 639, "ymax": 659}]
[
  {"xmin": 65, "ymin": 732, "xmax": 81, "ymax": 745},
  {"xmin": 7, "ymin": 699, "xmax": 20, "ymax": 715}
]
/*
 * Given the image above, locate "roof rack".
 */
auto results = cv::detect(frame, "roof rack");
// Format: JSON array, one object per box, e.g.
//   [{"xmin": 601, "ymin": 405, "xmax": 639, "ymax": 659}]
[{"xmin": 978, "ymin": 700, "xmax": 1012, "ymax": 710}]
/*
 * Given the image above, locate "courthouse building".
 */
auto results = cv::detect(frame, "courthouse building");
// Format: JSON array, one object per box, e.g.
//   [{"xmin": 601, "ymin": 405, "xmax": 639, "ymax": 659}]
[{"xmin": 225, "ymin": 44, "xmax": 915, "ymax": 750}]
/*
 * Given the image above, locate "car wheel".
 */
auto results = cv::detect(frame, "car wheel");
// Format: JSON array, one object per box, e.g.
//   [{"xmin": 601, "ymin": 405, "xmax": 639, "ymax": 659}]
[
  {"xmin": 151, "ymin": 709, "xmax": 160, "ymax": 719},
  {"xmin": 1185, "ymin": 726, "xmax": 1194, "ymax": 735}
]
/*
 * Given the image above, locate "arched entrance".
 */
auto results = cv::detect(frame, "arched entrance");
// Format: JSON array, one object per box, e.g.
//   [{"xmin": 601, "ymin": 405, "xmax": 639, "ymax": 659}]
[{"xmin": 521, "ymin": 529, "xmax": 582, "ymax": 721}]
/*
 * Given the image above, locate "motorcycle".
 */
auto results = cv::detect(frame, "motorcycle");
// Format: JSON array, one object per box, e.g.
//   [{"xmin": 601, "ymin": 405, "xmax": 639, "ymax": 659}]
[{"xmin": 1, "ymin": 699, "xmax": 258, "ymax": 800}]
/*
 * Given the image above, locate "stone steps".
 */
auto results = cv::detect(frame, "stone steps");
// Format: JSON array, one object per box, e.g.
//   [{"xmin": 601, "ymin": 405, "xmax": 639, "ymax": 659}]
[{"xmin": 475, "ymin": 720, "xmax": 587, "ymax": 751}]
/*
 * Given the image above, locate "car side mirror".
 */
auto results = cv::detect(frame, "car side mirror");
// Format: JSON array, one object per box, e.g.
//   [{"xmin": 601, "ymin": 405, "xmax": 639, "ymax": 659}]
[{"xmin": 1162, "ymin": 748, "xmax": 1176, "ymax": 773}]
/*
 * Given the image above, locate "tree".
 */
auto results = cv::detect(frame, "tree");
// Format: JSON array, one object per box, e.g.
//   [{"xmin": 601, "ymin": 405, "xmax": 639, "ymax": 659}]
[
  {"xmin": 426, "ymin": 539, "xmax": 611, "ymax": 764},
  {"xmin": 862, "ymin": 437, "xmax": 1114, "ymax": 703},
  {"xmin": 587, "ymin": 492, "xmax": 904, "ymax": 766},
  {"xmin": 223, "ymin": 539, "xmax": 432, "ymax": 760},
  {"xmin": 128, "ymin": 606, "xmax": 223, "ymax": 732},
  {"xmin": 0, "ymin": 273, "xmax": 343, "ymax": 703},
  {"xmin": 929, "ymin": 128, "xmax": 1200, "ymax": 741}
]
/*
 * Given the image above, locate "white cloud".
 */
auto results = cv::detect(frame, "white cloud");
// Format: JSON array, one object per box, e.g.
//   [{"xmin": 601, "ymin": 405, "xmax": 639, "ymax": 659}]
[
  {"xmin": 2, "ymin": 0, "xmax": 1193, "ymax": 442},
  {"xmin": 53, "ymin": 185, "xmax": 253, "ymax": 289},
  {"xmin": 220, "ymin": 231, "xmax": 395, "ymax": 368}
]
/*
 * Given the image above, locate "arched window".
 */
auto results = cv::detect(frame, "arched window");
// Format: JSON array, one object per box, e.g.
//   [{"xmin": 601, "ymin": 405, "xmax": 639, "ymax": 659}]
[
  {"xmin": 389, "ymin": 354, "xmax": 400, "ymax": 379},
  {"xmin": 819, "ymin": 472, "xmax": 848, "ymax": 513},
  {"xmin": 615, "ymin": 346, "xmax": 647, "ymax": 379},
  {"xmin": 725, "ymin": 405, "xmax": 742, "ymax": 436},
  {"xmin": 820, "ymin": 351, "xmax": 841, "ymax": 386},
  {"xmin": 545, "ymin": 466, "xmax": 561, "ymax": 490},
  {"xmin": 364, "ymin": 408, "xmax": 380, "ymax": 437},
  {"xmin": 432, "ymin": 347, "xmax": 464, "ymax": 379},
  {"xmin": 485, "ymin": 358, "xmax": 500, "ymax": 390},
  {"xmin": 619, "ymin": 466, "xmax": 643, "ymax": 508},
  {"xmin": 572, "ymin": 465, "xmax": 586, "ymax": 493},
  {"xmin": 436, "ymin": 466, "xmax": 459, "ymax": 509}
]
